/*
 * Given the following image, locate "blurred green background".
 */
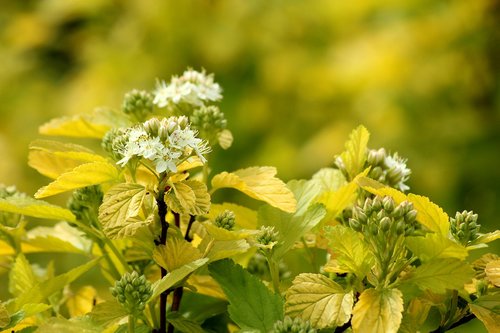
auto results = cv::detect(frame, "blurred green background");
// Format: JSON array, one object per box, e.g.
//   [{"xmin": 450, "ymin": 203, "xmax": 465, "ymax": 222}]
[{"xmin": 0, "ymin": 0, "xmax": 499, "ymax": 234}]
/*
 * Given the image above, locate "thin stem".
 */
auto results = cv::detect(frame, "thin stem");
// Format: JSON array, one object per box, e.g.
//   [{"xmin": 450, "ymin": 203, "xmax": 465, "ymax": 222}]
[
  {"xmin": 167, "ymin": 287, "xmax": 184, "ymax": 333},
  {"xmin": 301, "ymin": 237, "xmax": 317, "ymax": 269},
  {"xmin": 266, "ymin": 255, "xmax": 281, "ymax": 293},
  {"xmin": 156, "ymin": 176, "xmax": 169, "ymax": 333},
  {"xmin": 128, "ymin": 314, "xmax": 135, "ymax": 333},
  {"xmin": 184, "ymin": 215, "xmax": 195, "ymax": 242},
  {"xmin": 103, "ymin": 237, "xmax": 130, "ymax": 273}
]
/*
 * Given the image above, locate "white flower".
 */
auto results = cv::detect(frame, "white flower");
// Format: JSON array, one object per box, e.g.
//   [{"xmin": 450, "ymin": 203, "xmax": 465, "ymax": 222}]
[
  {"xmin": 153, "ymin": 69, "xmax": 222, "ymax": 108},
  {"xmin": 138, "ymin": 136, "xmax": 164, "ymax": 160},
  {"xmin": 384, "ymin": 153, "xmax": 411, "ymax": 191},
  {"xmin": 154, "ymin": 147, "xmax": 182, "ymax": 173}
]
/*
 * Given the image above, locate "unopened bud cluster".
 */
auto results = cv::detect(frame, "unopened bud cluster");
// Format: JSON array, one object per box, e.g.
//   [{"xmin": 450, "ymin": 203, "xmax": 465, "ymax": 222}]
[
  {"xmin": 450, "ymin": 210, "xmax": 480, "ymax": 246},
  {"xmin": 190, "ymin": 105, "xmax": 227, "ymax": 142},
  {"xmin": 366, "ymin": 149, "xmax": 411, "ymax": 191},
  {"xmin": 256, "ymin": 226, "xmax": 279, "ymax": 247},
  {"xmin": 0, "ymin": 184, "xmax": 26, "ymax": 227},
  {"xmin": 67, "ymin": 185, "xmax": 103, "ymax": 227},
  {"xmin": 349, "ymin": 196, "xmax": 419, "ymax": 237},
  {"xmin": 271, "ymin": 316, "xmax": 317, "ymax": 333},
  {"xmin": 214, "ymin": 210, "xmax": 235, "ymax": 230},
  {"xmin": 102, "ymin": 128, "xmax": 130, "ymax": 162},
  {"xmin": 110, "ymin": 271, "xmax": 152, "ymax": 315},
  {"xmin": 122, "ymin": 89, "xmax": 154, "ymax": 121}
]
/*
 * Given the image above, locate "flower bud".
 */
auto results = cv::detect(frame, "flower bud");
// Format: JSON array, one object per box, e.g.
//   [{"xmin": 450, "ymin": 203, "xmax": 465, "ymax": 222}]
[
  {"xmin": 382, "ymin": 196, "xmax": 395, "ymax": 213},
  {"xmin": 379, "ymin": 217, "xmax": 391, "ymax": 232},
  {"xmin": 404, "ymin": 209, "xmax": 417, "ymax": 223},
  {"xmin": 270, "ymin": 316, "xmax": 317, "ymax": 333},
  {"xmin": 122, "ymin": 89, "xmax": 154, "ymax": 121},
  {"xmin": 214, "ymin": 210, "xmax": 236, "ymax": 230},
  {"xmin": 349, "ymin": 218, "xmax": 362, "ymax": 232},
  {"xmin": 143, "ymin": 118, "xmax": 160, "ymax": 137},
  {"xmin": 396, "ymin": 219, "xmax": 406, "ymax": 235},
  {"xmin": 256, "ymin": 226, "xmax": 279, "ymax": 248},
  {"xmin": 372, "ymin": 196, "xmax": 383, "ymax": 212},
  {"xmin": 110, "ymin": 271, "xmax": 153, "ymax": 316},
  {"xmin": 67, "ymin": 185, "xmax": 103, "ymax": 227}
]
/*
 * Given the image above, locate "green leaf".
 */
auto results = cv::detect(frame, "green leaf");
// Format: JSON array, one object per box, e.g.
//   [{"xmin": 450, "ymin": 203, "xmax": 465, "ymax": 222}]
[
  {"xmin": 285, "ymin": 273, "xmax": 354, "ymax": 328},
  {"xmin": 325, "ymin": 225, "xmax": 374, "ymax": 278},
  {"xmin": 0, "ymin": 196, "xmax": 76, "ymax": 222},
  {"xmin": 99, "ymin": 183, "xmax": 148, "ymax": 239},
  {"xmin": 12, "ymin": 258, "xmax": 100, "ymax": 312},
  {"xmin": 211, "ymin": 166, "xmax": 297, "ymax": 213},
  {"xmin": 0, "ymin": 303, "xmax": 10, "ymax": 328},
  {"xmin": 405, "ymin": 233, "xmax": 468, "ymax": 261},
  {"xmin": 166, "ymin": 180, "xmax": 211, "ymax": 215},
  {"xmin": 208, "ymin": 259, "xmax": 284, "ymax": 332},
  {"xmin": 400, "ymin": 258, "xmax": 474, "ymax": 294},
  {"xmin": 36, "ymin": 317, "xmax": 102, "ymax": 333},
  {"xmin": 259, "ymin": 203, "xmax": 326, "ymax": 259},
  {"xmin": 9, "ymin": 254, "xmax": 37, "ymax": 296},
  {"xmin": 469, "ymin": 294, "xmax": 500, "ymax": 333},
  {"xmin": 208, "ymin": 203, "xmax": 257, "ymax": 229},
  {"xmin": 205, "ymin": 239, "xmax": 250, "ymax": 262},
  {"xmin": 352, "ymin": 288, "xmax": 404, "ymax": 333},
  {"xmin": 338, "ymin": 125, "xmax": 370, "ymax": 180},
  {"xmin": 25, "ymin": 222, "xmax": 90, "ymax": 254},
  {"xmin": 151, "ymin": 258, "xmax": 209, "ymax": 299},
  {"xmin": 311, "ymin": 168, "xmax": 347, "ymax": 192},
  {"xmin": 472, "ymin": 230, "xmax": 500, "ymax": 246},
  {"xmin": 89, "ymin": 299, "xmax": 128, "ymax": 326},
  {"xmin": 35, "ymin": 161, "xmax": 120, "ymax": 198},
  {"xmin": 28, "ymin": 139, "xmax": 106, "ymax": 179},
  {"xmin": 167, "ymin": 312, "xmax": 204, "ymax": 333},
  {"xmin": 153, "ymin": 237, "xmax": 202, "ymax": 272}
]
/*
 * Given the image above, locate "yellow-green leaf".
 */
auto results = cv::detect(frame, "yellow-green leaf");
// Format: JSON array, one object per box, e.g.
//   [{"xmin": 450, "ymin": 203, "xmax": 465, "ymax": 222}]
[
  {"xmin": 285, "ymin": 273, "xmax": 354, "ymax": 328},
  {"xmin": 325, "ymin": 225, "xmax": 374, "ymax": 278},
  {"xmin": 208, "ymin": 203, "xmax": 258, "ymax": 229},
  {"xmin": 0, "ymin": 196, "xmax": 76, "ymax": 222},
  {"xmin": 339, "ymin": 125, "xmax": 370, "ymax": 180},
  {"xmin": 66, "ymin": 286, "xmax": 98, "ymax": 317},
  {"xmin": 205, "ymin": 239, "xmax": 250, "ymax": 262},
  {"xmin": 28, "ymin": 139, "xmax": 106, "ymax": 179},
  {"xmin": 25, "ymin": 222, "xmax": 91, "ymax": 254},
  {"xmin": 99, "ymin": 183, "xmax": 149, "ymax": 239},
  {"xmin": 39, "ymin": 115, "xmax": 110, "ymax": 138},
  {"xmin": 405, "ymin": 233, "xmax": 468, "ymax": 261},
  {"xmin": 472, "ymin": 230, "xmax": 500, "ymax": 246},
  {"xmin": 153, "ymin": 237, "xmax": 202, "ymax": 272},
  {"xmin": 211, "ymin": 166, "xmax": 297, "ymax": 213},
  {"xmin": 352, "ymin": 288, "xmax": 404, "ymax": 333},
  {"xmin": 357, "ymin": 177, "xmax": 408, "ymax": 204},
  {"xmin": 0, "ymin": 303, "xmax": 9, "ymax": 327},
  {"xmin": 203, "ymin": 222, "xmax": 257, "ymax": 241},
  {"xmin": 485, "ymin": 260, "xmax": 500, "ymax": 287},
  {"xmin": 217, "ymin": 129, "xmax": 233, "ymax": 150},
  {"xmin": 469, "ymin": 295, "xmax": 500, "ymax": 333},
  {"xmin": 406, "ymin": 194, "xmax": 449, "ymax": 235},
  {"xmin": 9, "ymin": 254, "xmax": 37, "ymax": 297},
  {"xmin": 35, "ymin": 161, "xmax": 120, "ymax": 198},
  {"xmin": 166, "ymin": 180, "xmax": 210, "ymax": 216}
]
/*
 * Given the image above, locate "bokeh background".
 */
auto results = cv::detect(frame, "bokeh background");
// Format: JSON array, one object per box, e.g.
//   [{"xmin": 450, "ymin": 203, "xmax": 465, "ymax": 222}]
[{"xmin": 0, "ymin": 0, "xmax": 499, "ymax": 236}]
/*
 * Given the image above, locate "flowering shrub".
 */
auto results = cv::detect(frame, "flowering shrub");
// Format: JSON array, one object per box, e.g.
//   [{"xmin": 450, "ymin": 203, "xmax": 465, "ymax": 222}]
[{"xmin": 0, "ymin": 69, "xmax": 498, "ymax": 333}]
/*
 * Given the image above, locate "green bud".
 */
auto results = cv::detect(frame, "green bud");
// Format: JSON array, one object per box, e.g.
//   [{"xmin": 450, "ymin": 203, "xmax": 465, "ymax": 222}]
[
  {"xmin": 367, "ymin": 148, "xmax": 386, "ymax": 166},
  {"xmin": 270, "ymin": 316, "xmax": 317, "ymax": 333},
  {"xmin": 382, "ymin": 196, "xmax": 395, "ymax": 213},
  {"xmin": 369, "ymin": 223, "xmax": 379, "ymax": 236},
  {"xmin": 396, "ymin": 219, "xmax": 406, "ymax": 235},
  {"xmin": 349, "ymin": 218, "xmax": 362, "ymax": 232},
  {"xmin": 256, "ymin": 226, "xmax": 279, "ymax": 247},
  {"xmin": 379, "ymin": 217, "xmax": 391, "ymax": 232},
  {"xmin": 122, "ymin": 89, "xmax": 154, "ymax": 121},
  {"xmin": 214, "ymin": 210, "xmax": 236, "ymax": 230},
  {"xmin": 450, "ymin": 210, "xmax": 481, "ymax": 245},
  {"xmin": 404, "ymin": 209, "xmax": 417, "ymax": 223},
  {"xmin": 102, "ymin": 128, "xmax": 129, "ymax": 161},
  {"xmin": 191, "ymin": 105, "xmax": 227, "ymax": 134},
  {"xmin": 110, "ymin": 271, "xmax": 153, "ymax": 316},
  {"xmin": 143, "ymin": 118, "xmax": 160, "ymax": 137},
  {"xmin": 369, "ymin": 166, "xmax": 384, "ymax": 180},
  {"xmin": 363, "ymin": 197, "xmax": 373, "ymax": 214},
  {"xmin": 67, "ymin": 185, "xmax": 103, "ymax": 227},
  {"xmin": 372, "ymin": 196, "xmax": 382, "ymax": 212}
]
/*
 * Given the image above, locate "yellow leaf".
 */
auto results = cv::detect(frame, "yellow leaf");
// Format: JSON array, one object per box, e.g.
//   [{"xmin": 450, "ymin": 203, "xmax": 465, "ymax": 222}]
[
  {"xmin": 485, "ymin": 260, "xmax": 500, "ymax": 287},
  {"xmin": 66, "ymin": 286, "xmax": 98, "ymax": 317},
  {"xmin": 357, "ymin": 176, "xmax": 408, "ymax": 204},
  {"xmin": 339, "ymin": 125, "xmax": 370, "ymax": 180},
  {"xmin": 187, "ymin": 275, "xmax": 226, "ymax": 300},
  {"xmin": 352, "ymin": 288, "xmax": 404, "ymax": 333},
  {"xmin": 208, "ymin": 203, "xmax": 258, "ymax": 229},
  {"xmin": 405, "ymin": 233, "xmax": 468, "ymax": 261},
  {"xmin": 9, "ymin": 254, "xmax": 37, "ymax": 297},
  {"xmin": 153, "ymin": 237, "xmax": 202, "ymax": 272},
  {"xmin": 211, "ymin": 166, "xmax": 296, "ymax": 213},
  {"xmin": 285, "ymin": 273, "xmax": 354, "ymax": 328},
  {"xmin": 0, "ymin": 196, "xmax": 76, "ymax": 222},
  {"xmin": 166, "ymin": 180, "xmax": 210, "ymax": 215},
  {"xmin": 0, "ymin": 303, "xmax": 9, "ymax": 327},
  {"xmin": 34, "ymin": 161, "xmax": 120, "ymax": 198},
  {"xmin": 203, "ymin": 222, "xmax": 257, "ymax": 241},
  {"xmin": 39, "ymin": 115, "xmax": 111, "ymax": 139},
  {"xmin": 217, "ymin": 129, "xmax": 233, "ymax": 150},
  {"xmin": 406, "ymin": 194, "xmax": 449, "ymax": 235},
  {"xmin": 470, "ymin": 295, "xmax": 500, "ymax": 333},
  {"xmin": 177, "ymin": 156, "xmax": 204, "ymax": 172}
]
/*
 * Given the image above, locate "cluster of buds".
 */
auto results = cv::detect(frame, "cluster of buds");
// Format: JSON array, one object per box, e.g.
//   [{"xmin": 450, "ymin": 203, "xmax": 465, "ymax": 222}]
[
  {"xmin": 67, "ymin": 185, "xmax": 103, "ymax": 227},
  {"xmin": 366, "ymin": 148, "xmax": 411, "ymax": 191},
  {"xmin": 349, "ymin": 196, "xmax": 419, "ymax": 237},
  {"xmin": 0, "ymin": 184, "xmax": 26, "ymax": 227},
  {"xmin": 271, "ymin": 316, "xmax": 317, "ymax": 333},
  {"xmin": 190, "ymin": 105, "xmax": 227, "ymax": 144},
  {"xmin": 214, "ymin": 210, "xmax": 236, "ymax": 230},
  {"xmin": 122, "ymin": 89, "xmax": 154, "ymax": 121},
  {"xmin": 105, "ymin": 116, "xmax": 210, "ymax": 174},
  {"xmin": 450, "ymin": 210, "xmax": 480, "ymax": 246},
  {"xmin": 256, "ymin": 226, "xmax": 280, "ymax": 250},
  {"xmin": 102, "ymin": 128, "xmax": 130, "ymax": 162},
  {"xmin": 110, "ymin": 271, "xmax": 153, "ymax": 315},
  {"xmin": 153, "ymin": 68, "xmax": 222, "ymax": 109}
]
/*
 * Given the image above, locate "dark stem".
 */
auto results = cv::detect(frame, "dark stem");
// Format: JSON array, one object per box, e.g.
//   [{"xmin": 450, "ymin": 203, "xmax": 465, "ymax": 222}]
[
  {"xmin": 157, "ymin": 186, "xmax": 169, "ymax": 333},
  {"xmin": 184, "ymin": 215, "xmax": 195, "ymax": 241}
]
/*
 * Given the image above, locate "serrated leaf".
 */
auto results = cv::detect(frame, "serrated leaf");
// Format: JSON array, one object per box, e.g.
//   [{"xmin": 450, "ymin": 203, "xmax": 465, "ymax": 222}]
[
  {"xmin": 9, "ymin": 254, "xmax": 37, "ymax": 297},
  {"xmin": 12, "ymin": 258, "xmax": 100, "ymax": 312},
  {"xmin": 152, "ymin": 258, "xmax": 209, "ymax": 299},
  {"xmin": 205, "ymin": 239, "xmax": 250, "ymax": 262},
  {"xmin": 209, "ymin": 259, "xmax": 284, "ymax": 332},
  {"xmin": 208, "ymin": 203, "xmax": 258, "ymax": 229},
  {"xmin": 469, "ymin": 294, "xmax": 500, "ymax": 333},
  {"xmin": 211, "ymin": 166, "xmax": 297, "ymax": 213},
  {"xmin": 311, "ymin": 168, "xmax": 347, "ymax": 192},
  {"xmin": 352, "ymin": 288, "xmax": 403, "ymax": 333},
  {"xmin": 406, "ymin": 194, "xmax": 449, "ymax": 235},
  {"xmin": 35, "ymin": 161, "xmax": 120, "ymax": 198},
  {"xmin": 99, "ymin": 183, "xmax": 147, "ymax": 239},
  {"xmin": 485, "ymin": 260, "xmax": 500, "ymax": 286},
  {"xmin": 0, "ymin": 196, "xmax": 76, "ymax": 222},
  {"xmin": 166, "ymin": 180, "xmax": 210, "ymax": 216},
  {"xmin": 66, "ymin": 286, "xmax": 98, "ymax": 317},
  {"xmin": 36, "ymin": 317, "xmax": 102, "ymax": 333},
  {"xmin": 217, "ymin": 129, "xmax": 233, "ymax": 150},
  {"xmin": 357, "ymin": 177, "xmax": 408, "ymax": 204},
  {"xmin": 339, "ymin": 125, "xmax": 370, "ymax": 180},
  {"xmin": 405, "ymin": 233, "xmax": 468, "ymax": 261},
  {"xmin": 184, "ymin": 180, "xmax": 210, "ymax": 215},
  {"xmin": 0, "ymin": 303, "xmax": 9, "ymax": 327},
  {"xmin": 25, "ymin": 222, "xmax": 91, "ymax": 254},
  {"xmin": 89, "ymin": 299, "xmax": 128, "ymax": 327},
  {"xmin": 28, "ymin": 139, "xmax": 106, "ymax": 179},
  {"xmin": 153, "ymin": 237, "xmax": 202, "ymax": 272},
  {"xmin": 285, "ymin": 273, "xmax": 354, "ymax": 328},
  {"xmin": 325, "ymin": 225, "xmax": 374, "ymax": 278},
  {"xmin": 401, "ymin": 258, "xmax": 474, "ymax": 294},
  {"xmin": 39, "ymin": 115, "xmax": 110, "ymax": 138},
  {"xmin": 472, "ymin": 230, "xmax": 500, "ymax": 246}
]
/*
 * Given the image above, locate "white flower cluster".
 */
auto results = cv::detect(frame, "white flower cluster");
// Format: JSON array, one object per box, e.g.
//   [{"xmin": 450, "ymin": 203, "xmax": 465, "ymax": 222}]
[
  {"xmin": 117, "ymin": 116, "xmax": 210, "ymax": 174},
  {"xmin": 384, "ymin": 153, "xmax": 411, "ymax": 191},
  {"xmin": 153, "ymin": 68, "xmax": 222, "ymax": 108}
]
